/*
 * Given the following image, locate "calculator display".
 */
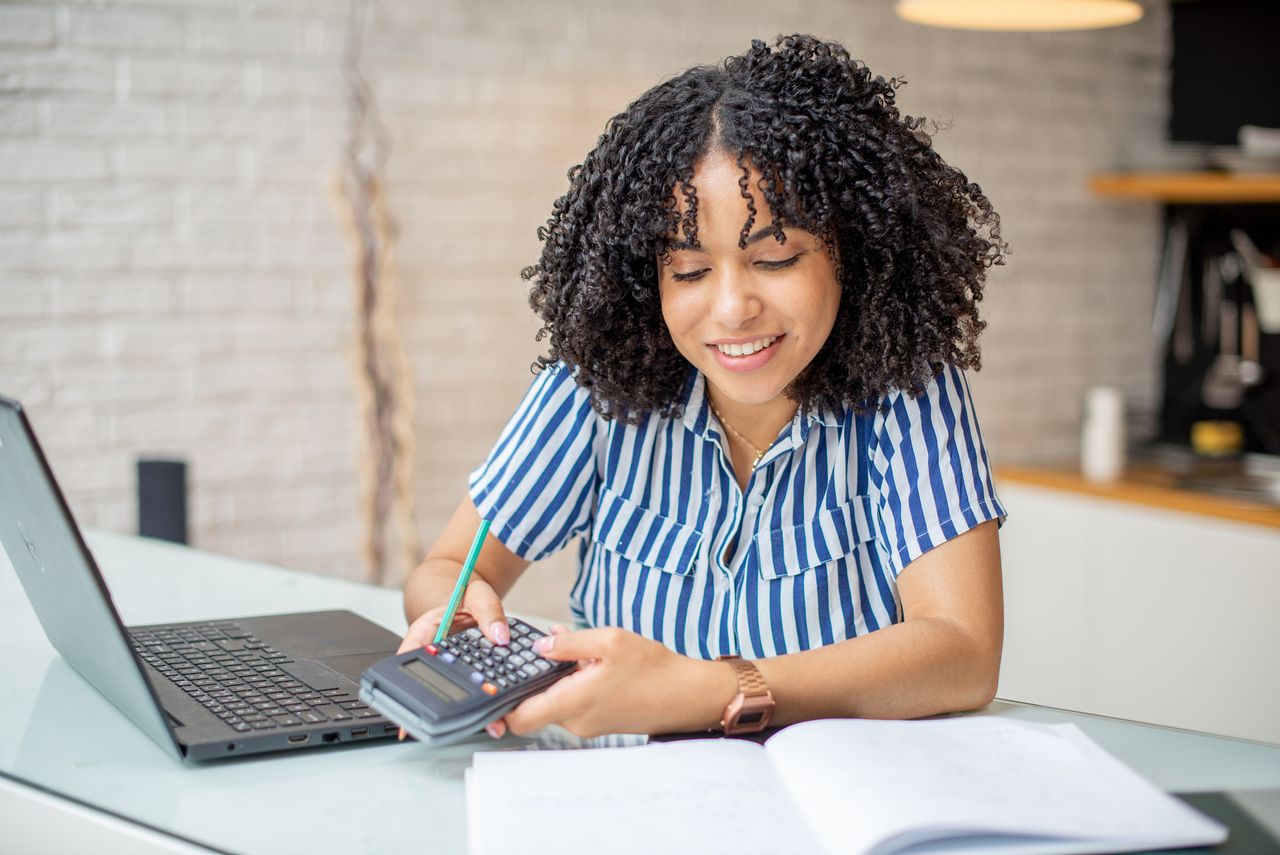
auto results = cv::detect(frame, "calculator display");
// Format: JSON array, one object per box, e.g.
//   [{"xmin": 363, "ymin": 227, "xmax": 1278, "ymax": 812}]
[{"xmin": 402, "ymin": 658, "xmax": 470, "ymax": 702}]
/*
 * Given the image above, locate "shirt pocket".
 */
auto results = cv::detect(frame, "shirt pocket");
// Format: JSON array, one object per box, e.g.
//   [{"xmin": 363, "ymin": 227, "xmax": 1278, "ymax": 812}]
[
  {"xmin": 749, "ymin": 494, "xmax": 878, "ymax": 581},
  {"xmin": 591, "ymin": 485, "xmax": 704, "ymax": 576}
]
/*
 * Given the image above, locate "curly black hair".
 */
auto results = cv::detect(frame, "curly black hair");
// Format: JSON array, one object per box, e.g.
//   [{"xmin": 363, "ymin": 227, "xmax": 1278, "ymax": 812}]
[{"xmin": 522, "ymin": 33, "xmax": 1008, "ymax": 422}]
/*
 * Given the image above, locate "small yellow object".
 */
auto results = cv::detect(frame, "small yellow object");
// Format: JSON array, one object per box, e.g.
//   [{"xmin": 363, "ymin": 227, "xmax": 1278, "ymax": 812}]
[{"xmin": 1190, "ymin": 421, "xmax": 1244, "ymax": 456}]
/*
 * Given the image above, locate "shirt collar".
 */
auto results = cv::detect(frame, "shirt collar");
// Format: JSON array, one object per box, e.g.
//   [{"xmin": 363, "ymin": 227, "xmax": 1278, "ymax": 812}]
[{"xmin": 680, "ymin": 367, "xmax": 842, "ymax": 441}]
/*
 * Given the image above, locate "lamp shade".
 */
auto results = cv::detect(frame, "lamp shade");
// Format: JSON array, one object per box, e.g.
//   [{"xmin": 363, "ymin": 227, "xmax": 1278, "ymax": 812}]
[{"xmin": 895, "ymin": 0, "xmax": 1144, "ymax": 31}]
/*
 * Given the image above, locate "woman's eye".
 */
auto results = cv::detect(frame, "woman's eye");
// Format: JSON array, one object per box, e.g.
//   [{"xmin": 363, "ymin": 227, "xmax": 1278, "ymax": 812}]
[
  {"xmin": 755, "ymin": 254, "xmax": 802, "ymax": 271},
  {"xmin": 670, "ymin": 268, "xmax": 709, "ymax": 282}
]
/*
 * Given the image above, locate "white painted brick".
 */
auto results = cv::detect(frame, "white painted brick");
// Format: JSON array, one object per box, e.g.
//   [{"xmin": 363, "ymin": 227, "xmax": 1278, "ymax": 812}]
[
  {"xmin": 50, "ymin": 186, "xmax": 173, "ymax": 228},
  {"xmin": 0, "ymin": 231, "xmax": 130, "ymax": 272},
  {"xmin": 114, "ymin": 140, "xmax": 238, "ymax": 182},
  {"xmin": 0, "ymin": 5, "xmax": 55, "ymax": 48},
  {"xmin": 0, "ymin": 140, "xmax": 110, "ymax": 182},
  {"xmin": 188, "ymin": 15, "xmax": 309, "ymax": 57},
  {"xmin": 0, "ymin": 187, "xmax": 44, "ymax": 227},
  {"xmin": 0, "ymin": 96, "xmax": 38, "ymax": 136},
  {"xmin": 0, "ymin": 51, "xmax": 117, "ymax": 95},
  {"xmin": 128, "ymin": 55, "xmax": 246, "ymax": 98},
  {"xmin": 0, "ymin": 275, "xmax": 51, "ymax": 321},
  {"xmin": 178, "ymin": 102, "xmax": 302, "ymax": 140},
  {"xmin": 67, "ymin": 8, "xmax": 185, "ymax": 51},
  {"xmin": 52, "ymin": 273, "xmax": 178, "ymax": 319},
  {"xmin": 43, "ymin": 98, "xmax": 172, "ymax": 138}
]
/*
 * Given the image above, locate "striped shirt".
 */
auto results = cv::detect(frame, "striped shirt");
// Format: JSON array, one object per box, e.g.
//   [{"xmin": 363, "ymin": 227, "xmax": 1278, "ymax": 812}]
[{"xmin": 470, "ymin": 362, "xmax": 1006, "ymax": 660}]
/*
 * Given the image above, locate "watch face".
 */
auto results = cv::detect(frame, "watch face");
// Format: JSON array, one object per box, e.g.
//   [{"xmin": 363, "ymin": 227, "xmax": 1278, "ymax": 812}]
[{"xmin": 737, "ymin": 711, "xmax": 765, "ymax": 725}]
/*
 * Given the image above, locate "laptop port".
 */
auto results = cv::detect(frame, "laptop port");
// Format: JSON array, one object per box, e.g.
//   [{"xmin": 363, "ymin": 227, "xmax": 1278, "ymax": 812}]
[
  {"xmin": 351, "ymin": 727, "xmax": 368, "ymax": 738},
  {"xmin": 383, "ymin": 725, "xmax": 398, "ymax": 735},
  {"xmin": 288, "ymin": 734, "xmax": 309, "ymax": 744},
  {"xmin": 322, "ymin": 731, "xmax": 339, "ymax": 743}
]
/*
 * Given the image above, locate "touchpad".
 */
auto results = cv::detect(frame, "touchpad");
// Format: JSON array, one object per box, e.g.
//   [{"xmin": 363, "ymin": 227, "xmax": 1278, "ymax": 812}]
[{"xmin": 318, "ymin": 650, "xmax": 395, "ymax": 682}]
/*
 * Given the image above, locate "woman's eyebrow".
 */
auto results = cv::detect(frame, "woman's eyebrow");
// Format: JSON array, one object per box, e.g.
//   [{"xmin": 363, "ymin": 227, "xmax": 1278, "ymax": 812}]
[{"xmin": 668, "ymin": 225, "xmax": 785, "ymax": 252}]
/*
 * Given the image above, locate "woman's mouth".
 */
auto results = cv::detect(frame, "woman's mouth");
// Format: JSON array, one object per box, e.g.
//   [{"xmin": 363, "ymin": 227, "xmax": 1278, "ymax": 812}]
[{"xmin": 708, "ymin": 334, "xmax": 784, "ymax": 372}]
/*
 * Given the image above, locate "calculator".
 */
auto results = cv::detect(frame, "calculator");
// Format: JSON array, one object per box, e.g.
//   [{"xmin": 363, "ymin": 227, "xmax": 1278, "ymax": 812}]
[{"xmin": 359, "ymin": 618, "xmax": 576, "ymax": 747}]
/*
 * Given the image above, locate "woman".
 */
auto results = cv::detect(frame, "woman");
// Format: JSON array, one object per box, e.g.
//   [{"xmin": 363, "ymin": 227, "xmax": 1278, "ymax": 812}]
[{"xmin": 399, "ymin": 34, "xmax": 1009, "ymax": 740}]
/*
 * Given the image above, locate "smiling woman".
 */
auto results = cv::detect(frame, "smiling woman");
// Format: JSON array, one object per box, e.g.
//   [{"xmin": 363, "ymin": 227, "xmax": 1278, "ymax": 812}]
[{"xmin": 400, "ymin": 34, "xmax": 1011, "ymax": 742}]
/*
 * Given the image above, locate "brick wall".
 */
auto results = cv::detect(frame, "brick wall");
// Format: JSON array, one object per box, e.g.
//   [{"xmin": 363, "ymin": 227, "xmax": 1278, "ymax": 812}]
[{"xmin": 0, "ymin": 0, "xmax": 1170, "ymax": 621}]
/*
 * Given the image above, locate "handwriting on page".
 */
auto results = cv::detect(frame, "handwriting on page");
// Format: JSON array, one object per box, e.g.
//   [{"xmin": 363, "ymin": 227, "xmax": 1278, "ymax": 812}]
[{"xmin": 468, "ymin": 741, "xmax": 817, "ymax": 855}]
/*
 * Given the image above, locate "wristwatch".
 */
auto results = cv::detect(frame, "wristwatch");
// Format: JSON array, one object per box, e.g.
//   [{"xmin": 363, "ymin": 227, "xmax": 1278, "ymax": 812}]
[{"xmin": 716, "ymin": 654, "xmax": 775, "ymax": 735}]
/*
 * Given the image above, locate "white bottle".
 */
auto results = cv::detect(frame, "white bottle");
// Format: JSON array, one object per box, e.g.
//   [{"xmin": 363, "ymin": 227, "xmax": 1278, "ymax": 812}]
[{"xmin": 1081, "ymin": 386, "xmax": 1126, "ymax": 483}]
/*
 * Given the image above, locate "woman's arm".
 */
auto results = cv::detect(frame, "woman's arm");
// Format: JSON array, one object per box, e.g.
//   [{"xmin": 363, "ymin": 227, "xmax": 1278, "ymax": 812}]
[
  {"xmin": 400, "ymin": 496, "xmax": 531, "ymax": 647},
  {"xmin": 502, "ymin": 519, "xmax": 1002, "ymax": 737}
]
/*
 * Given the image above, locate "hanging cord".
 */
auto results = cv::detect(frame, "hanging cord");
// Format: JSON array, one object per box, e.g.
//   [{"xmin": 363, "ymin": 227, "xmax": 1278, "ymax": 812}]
[{"xmin": 329, "ymin": 0, "xmax": 421, "ymax": 585}]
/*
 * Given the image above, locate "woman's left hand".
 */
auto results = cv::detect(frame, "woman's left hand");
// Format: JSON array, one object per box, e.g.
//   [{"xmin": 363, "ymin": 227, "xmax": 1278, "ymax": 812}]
[{"xmin": 484, "ymin": 625, "xmax": 716, "ymax": 740}]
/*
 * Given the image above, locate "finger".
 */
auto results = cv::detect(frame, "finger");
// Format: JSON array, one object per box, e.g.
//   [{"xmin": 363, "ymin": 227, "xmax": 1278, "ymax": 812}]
[
  {"xmin": 463, "ymin": 580, "xmax": 510, "ymax": 645},
  {"xmin": 550, "ymin": 624, "xmax": 570, "ymax": 635},
  {"xmin": 503, "ymin": 670, "xmax": 589, "ymax": 735},
  {"xmin": 485, "ymin": 718, "xmax": 506, "ymax": 739},
  {"xmin": 530, "ymin": 627, "xmax": 617, "ymax": 662},
  {"xmin": 398, "ymin": 727, "xmax": 406, "ymax": 741}
]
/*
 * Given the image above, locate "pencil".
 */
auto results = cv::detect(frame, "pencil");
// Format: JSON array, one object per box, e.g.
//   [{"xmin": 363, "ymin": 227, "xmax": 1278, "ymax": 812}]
[
  {"xmin": 433, "ymin": 517, "xmax": 491, "ymax": 645},
  {"xmin": 400, "ymin": 518, "xmax": 493, "ymax": 742}
]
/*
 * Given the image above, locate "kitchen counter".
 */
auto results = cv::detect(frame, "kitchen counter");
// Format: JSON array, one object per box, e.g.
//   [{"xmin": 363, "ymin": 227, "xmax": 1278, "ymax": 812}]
[{"xmin": 997, "ymin": 464, "xmax": 1280, "ymax": 531}]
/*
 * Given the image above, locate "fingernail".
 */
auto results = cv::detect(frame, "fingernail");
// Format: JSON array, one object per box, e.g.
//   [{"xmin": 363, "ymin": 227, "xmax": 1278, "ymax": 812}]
[
  {"xmin": 491, "ymin": 621, "xmax": 509, "ymax": 645},
  {"xmin": 485, "ymin": 722, "xmax": 502, "ymax": 739},
  {"xmin": 532, "ymin": 635, "xmax": 552, "ymax": 654},
  {"xmin": 397, "ymin": 728, "xmax": 406, "ymax": 742}
]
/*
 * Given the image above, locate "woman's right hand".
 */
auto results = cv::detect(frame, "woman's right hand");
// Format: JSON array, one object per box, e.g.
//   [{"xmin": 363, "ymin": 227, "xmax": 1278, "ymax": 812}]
[{"xmin": 394, "ymin": 575, "xmax": 511, "ymax": 740}]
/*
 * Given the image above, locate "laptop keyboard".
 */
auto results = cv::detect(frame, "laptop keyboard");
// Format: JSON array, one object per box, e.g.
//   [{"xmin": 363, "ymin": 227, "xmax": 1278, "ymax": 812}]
[{"xmin": 128, "ymin": 620, "xmax": 381, "ymax": 734}]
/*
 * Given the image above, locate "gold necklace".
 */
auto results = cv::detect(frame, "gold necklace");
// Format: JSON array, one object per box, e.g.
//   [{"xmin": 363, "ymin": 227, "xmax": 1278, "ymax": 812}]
[{"xmin": 709, "ymin": 400, "xmax": 766, "ymax": 469}]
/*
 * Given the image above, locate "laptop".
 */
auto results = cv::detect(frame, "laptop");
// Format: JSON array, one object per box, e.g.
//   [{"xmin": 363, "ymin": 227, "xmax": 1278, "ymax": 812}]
[{"xmin": 0, "ymin": 394, "xmax": 404, "ymax": 761}]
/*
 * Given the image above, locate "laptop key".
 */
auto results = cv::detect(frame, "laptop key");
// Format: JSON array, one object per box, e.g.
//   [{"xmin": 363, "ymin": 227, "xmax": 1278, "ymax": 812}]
[
  {"xmin": 300, "ymin": 710, "xmax": 327, "ymax": 724},
  {"xmin": 250, "ymin": 721, "xmax": 276, "ymax": 730},
  {"xmin": 232, "ymin": 723, "xmax": 252, "ymax": 732},
  {"xmin": 313, "ymin": 706, "xmax": 351, "ymax": 721},
  {"xmin": 272, "ymin": 715, "xmax": 302, "ymax": 727}
]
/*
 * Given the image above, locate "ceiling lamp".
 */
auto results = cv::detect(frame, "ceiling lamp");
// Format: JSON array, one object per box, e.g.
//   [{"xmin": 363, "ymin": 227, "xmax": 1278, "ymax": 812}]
[{"xmin": 895, "ymin": 0, "xmax": 1144, "ymax": 31}]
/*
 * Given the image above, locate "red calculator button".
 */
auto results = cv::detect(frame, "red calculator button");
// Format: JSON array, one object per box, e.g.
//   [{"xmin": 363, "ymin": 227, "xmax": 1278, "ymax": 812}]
[
  {"xmin": 481, "ymin": 682, "xmax": 498, "ymax": 695},
  {"xmin": 424, "ymin": 644, "xmax": 438, "ymax": 655}
]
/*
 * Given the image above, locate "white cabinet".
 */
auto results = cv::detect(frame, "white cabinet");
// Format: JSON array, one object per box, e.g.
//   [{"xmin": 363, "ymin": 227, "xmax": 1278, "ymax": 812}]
[{"xmin": 996, "ymin": 482, "xmax": 1280, "ymax": 744}]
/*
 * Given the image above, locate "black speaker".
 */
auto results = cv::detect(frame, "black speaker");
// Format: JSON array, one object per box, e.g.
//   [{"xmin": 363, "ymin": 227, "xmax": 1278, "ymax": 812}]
[{"xmin": 137, "ymin": 458, "xmax": 188, "ymax": 545}]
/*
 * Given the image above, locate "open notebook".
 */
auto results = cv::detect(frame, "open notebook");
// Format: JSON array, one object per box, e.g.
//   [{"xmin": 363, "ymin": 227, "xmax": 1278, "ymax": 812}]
[{"xmin": 466, "ymin": 717, "xmax": 1228, "ymax": 855}]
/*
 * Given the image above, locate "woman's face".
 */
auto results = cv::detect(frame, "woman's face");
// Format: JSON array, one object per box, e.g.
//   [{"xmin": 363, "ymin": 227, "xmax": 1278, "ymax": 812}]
[{"xmin": 658, "ymin": 151, "xmax": 842, "ymax": 408}]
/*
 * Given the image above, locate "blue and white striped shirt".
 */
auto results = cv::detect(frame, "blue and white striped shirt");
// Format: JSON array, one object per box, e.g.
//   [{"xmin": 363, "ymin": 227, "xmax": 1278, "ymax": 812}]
[{"xmin": 470, "ymin": 363, "xmax": 1006, "ymax": 660}]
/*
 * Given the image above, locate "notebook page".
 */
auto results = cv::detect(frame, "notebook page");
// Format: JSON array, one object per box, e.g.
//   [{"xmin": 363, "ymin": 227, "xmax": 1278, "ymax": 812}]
[
  {"xmin": 467, "ymin": 739, "xmax": 825, "ymax": 855},
  {"xmin": 762, "ymin": 718, "xmax": 1227, "ymax": 855}
]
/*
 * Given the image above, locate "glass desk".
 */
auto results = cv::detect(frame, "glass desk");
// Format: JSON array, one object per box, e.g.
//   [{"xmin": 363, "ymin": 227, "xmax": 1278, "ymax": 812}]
[{"xmin": 2, "ymin": 531, "xmax": 1278, "ymax": 853}]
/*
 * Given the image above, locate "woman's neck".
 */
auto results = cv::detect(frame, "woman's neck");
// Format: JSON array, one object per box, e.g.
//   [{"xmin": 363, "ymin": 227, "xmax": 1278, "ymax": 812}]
[{"xmin": 705, "ymin": 382, "xmax": 799, "ymax": 455}]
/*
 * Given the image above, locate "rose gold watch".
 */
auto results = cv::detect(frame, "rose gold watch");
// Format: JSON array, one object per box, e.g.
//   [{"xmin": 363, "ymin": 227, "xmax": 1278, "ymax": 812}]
[{"xmin": 717, "ymin": 655, "xmax": 774, "ymax": 735}]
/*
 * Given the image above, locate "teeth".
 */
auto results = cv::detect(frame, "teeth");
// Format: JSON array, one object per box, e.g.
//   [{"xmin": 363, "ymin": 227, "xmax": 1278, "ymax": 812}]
[{"xmin": 716, "ymin": 335, "xmax": 778, "ymax": 357}]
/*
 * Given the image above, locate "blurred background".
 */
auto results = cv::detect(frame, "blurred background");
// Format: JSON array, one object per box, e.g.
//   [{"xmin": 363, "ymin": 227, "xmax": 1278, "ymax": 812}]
[{"xmin": 1, "ymin": 0, "xmax": 1277, "ymax": 739}]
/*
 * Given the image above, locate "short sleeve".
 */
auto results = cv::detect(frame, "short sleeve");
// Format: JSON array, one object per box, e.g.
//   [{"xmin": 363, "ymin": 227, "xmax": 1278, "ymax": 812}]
[
  {"xmin": 869, "ymin": 364, "xmax": 1007, "ymax": 577},
  {"xmin": 469, "ymin": 363, "xmax": 599, "ymax": 561}
]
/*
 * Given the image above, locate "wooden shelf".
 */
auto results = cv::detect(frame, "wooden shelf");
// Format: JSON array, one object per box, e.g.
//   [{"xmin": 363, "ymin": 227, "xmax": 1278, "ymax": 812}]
[
  {"xmin": 997, "ymin": 465, "xmax": 1280, "ymax": 531},
  {"xmin": 1088, "ymin": 172, "xmax": 1280, "ymax": 203}
]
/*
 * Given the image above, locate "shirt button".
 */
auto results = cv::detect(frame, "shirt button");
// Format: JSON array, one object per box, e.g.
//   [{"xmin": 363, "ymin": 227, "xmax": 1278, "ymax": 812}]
[{"xmin": 748, "ymin": 493, "xmax": 764, "ymax": 507}]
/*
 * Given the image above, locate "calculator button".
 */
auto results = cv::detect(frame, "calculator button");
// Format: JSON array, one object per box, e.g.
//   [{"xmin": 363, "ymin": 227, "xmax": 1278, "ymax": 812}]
[
  {"xmin": 484, "ymin": 669, "xmax": 498, "ymax": 680},
  {"xmin": 469, "ymin": 671, "xmax": 484, "ymax": 684},
  {"xmin": 520, "ymin": 650, "xmax": 537, "ymax": 663},
  {"xmin": 534, "ymin": 660, "xmax": 552, "ymax": 672},
  {"xmin": 478, "ymin": 638, "xmax": 493, "ymax": 650},
  {"xmin": 461, "ymin": 654, "xmax": 475, "ymax": 665},
  {"xmin": 464, "ymin": 628, "xmax": 482, "ymax": 640},
  {"xmin": 481, "ymin": 682, "xmax": 498, "ymax": 695},
  {"xmin": 492, "ymin": 647, "xmax": 509, "ymax": 658},
  {"xmin": 521, "ymin": 664, "xmax": 539, "ymax": 677},
  {"xmin": 496, "ymin": 678, "xmax": 509, "ymax": 688},
  {"xmin": 440, "ymin": 652, "xmax": 457, "ymax": 663},
  {"xmin": 424, "ymin": 644, "xmax": 438, "ymax": 655}
]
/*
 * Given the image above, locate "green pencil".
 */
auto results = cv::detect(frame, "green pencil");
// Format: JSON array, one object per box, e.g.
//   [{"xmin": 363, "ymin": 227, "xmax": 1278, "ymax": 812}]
[{"xmin": 433, "ymin": 518, "xmax": 491, "ymax": 644}]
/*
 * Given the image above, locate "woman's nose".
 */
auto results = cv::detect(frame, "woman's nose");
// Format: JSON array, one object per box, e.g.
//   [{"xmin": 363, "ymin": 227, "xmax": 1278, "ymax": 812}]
[{"xmin": 709, "ymin": 268, "xmax": 762, "ymax": 328}]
